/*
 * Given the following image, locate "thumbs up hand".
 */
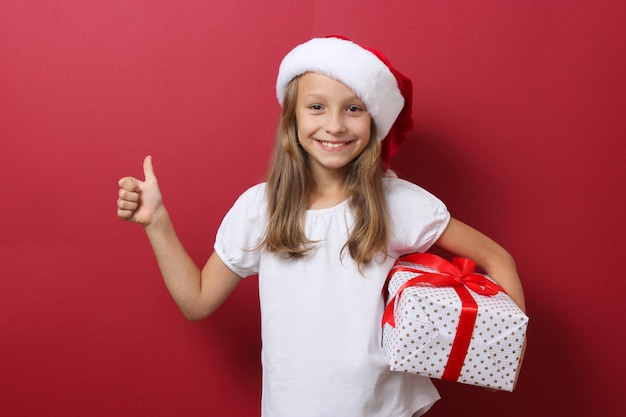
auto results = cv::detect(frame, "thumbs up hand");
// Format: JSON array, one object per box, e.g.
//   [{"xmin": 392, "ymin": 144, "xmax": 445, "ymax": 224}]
[{"xmin": 117, "ymin": 156, "xmax": 164, "ymax": 227}]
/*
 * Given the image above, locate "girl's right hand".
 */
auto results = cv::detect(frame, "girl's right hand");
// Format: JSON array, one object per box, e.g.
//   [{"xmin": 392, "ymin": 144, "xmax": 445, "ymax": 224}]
[{"xmin": 117, "ymin": 155, "xmax": 164, "ymax": 228}]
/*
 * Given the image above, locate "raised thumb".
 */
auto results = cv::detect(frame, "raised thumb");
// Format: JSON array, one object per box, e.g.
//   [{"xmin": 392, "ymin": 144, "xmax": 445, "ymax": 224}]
[{"xmin": 143, "ymin": 155, "xmax": 157, "ymax": 181}]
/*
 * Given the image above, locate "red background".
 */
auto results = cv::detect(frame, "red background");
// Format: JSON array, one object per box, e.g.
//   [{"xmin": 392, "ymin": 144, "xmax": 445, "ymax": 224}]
[{"xmin": 1, "ymin": 1, "xmax": 625, "ymax": 416}]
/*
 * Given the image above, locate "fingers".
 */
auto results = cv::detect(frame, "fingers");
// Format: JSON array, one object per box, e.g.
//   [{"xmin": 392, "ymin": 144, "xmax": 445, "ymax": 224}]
[
  {"xmin": 118, "ymin": 154, "xmax": 156, "ymax": 191},
  {"xmin": 143, "ymin": 155, "xmax": 157, "ymax": 182},
  {"xmin": 117, "ymin": 186, "xmax": 139, "ymax": 220},
  {"xmin": 117, "ymin": 162, "xmax": 143, "ymax": 221},
  {"xmin": 117, "ymin": 207, "xmax": 136, "ymax": 220},
  {"xmin": 118, "ymin": 187, "xmax": 139, "ymax": 203},
  {"xmin": 118, "ymin": 176, "xmax": 141, "ymax": 191}
]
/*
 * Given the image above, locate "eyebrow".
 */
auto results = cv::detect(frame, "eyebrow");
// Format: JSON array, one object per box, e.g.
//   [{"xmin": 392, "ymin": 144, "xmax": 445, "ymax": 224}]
[{"xmin": 301, "ymin": 93, "xmax": 364, "ymax": 103}]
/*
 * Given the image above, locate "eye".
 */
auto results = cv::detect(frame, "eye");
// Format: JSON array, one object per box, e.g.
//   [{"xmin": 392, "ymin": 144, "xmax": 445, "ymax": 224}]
[
  {"xmin": 308, "ymin": 104, "xmax": 323, "ymax": 111},
  {"xmin": 347, "ymin": 105, "xmax": 363, "ymax": 112}
]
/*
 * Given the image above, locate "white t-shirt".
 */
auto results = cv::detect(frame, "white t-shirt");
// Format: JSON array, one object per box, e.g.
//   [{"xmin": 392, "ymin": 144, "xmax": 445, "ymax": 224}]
[{"xmin": 214, "ymin": 176, "xmax": 450, "ymax": 417}]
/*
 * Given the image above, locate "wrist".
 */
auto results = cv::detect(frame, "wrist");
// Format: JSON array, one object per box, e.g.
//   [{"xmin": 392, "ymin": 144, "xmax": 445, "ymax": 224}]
[{"xmin": 143, "ymin": 206, "xmax": 170, "ymax": 234}]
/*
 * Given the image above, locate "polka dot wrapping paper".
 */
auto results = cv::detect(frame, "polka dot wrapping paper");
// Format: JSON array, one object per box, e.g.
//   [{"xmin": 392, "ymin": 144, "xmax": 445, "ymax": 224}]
[{"xmin": 382, "ymin": 253, "xmax": 528, "ymax": 391}]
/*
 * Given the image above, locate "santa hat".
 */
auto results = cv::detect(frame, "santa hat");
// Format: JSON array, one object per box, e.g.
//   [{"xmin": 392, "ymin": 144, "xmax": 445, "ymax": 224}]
[{"xmin": 276, "ymin": 36, "xmax": 413, "ymax": 166}]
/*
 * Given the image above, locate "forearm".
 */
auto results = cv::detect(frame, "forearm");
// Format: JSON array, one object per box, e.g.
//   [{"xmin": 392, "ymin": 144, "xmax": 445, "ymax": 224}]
[
  {"xmin": 143, "ymin": 207, "xmax": 204, "ymax": 318},
  {"xmin": 478, "ymin": 248, "xmax": 526, "ymax": 314},
  {"xmin": 435, "ymin": 217, "xmax": 526, "ymax": 313}
]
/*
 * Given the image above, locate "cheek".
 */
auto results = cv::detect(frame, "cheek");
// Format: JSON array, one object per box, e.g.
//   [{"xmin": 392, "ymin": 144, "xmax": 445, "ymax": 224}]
[
  {"xmin": 352, "ymin": 118, "xmax": 372, "ymax": 139},
  {"xmin": 295, "ymin": 116, "xmax": 316, "ymax": 137}
]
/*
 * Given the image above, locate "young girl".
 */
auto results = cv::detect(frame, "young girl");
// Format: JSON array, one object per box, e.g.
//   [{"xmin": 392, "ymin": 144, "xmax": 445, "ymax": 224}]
[{"xmin": 117, "ymin": 36, "xmax": 526, "ymax": 417}]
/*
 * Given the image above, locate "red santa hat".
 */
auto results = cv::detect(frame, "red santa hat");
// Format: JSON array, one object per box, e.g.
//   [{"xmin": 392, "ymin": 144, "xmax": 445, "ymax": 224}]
[{"xmin": 276, "ymin": 36, "xmax": 413, "ymax": 166}]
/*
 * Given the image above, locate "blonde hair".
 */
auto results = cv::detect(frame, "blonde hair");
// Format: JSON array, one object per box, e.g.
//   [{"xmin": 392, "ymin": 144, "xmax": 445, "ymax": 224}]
[{"xmin": 261, "ymin": 75, "xmax": 390, "ymax": 267}]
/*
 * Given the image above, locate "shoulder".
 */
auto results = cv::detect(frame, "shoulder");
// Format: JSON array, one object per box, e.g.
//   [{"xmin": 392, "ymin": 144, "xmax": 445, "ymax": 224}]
[
  {"xmin": 216, "ymin": 183, "xmax": 268, "ymax": 249},
  {"xmin": 382, "ymin": 175, "xmax": 444, "ymax": 206},
  {"xmin": 220, "ymin": 182, "xmax": 268, "ymax": 224},
  {"xmin": 229, "ymin": 183, "xmax": 267, "ymax": 209},
  {"xmin": 215, "ymin": 183, "xmax": 267, "ymax": 277},
  {"xmin": 237, "ymin": 182, "xmax": 267, "ymax": 201},
  {"xmin": 383, "ymin": 175, "xmax": 451, "ymax": 255},
  {"xmin": 382, "ymin": 175, "xmax": 450, "ymax": 229}
]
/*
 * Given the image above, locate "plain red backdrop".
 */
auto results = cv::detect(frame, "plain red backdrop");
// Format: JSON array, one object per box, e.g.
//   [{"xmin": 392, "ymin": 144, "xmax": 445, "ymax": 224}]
[{"xmin": 1, "ymin": 1, "xmax": 625, "ymax": 416}]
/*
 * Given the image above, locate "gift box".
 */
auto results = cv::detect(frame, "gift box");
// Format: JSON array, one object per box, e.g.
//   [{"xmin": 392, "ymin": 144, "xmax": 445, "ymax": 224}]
[{"xmin": 382, "ymin": 253, "xmax": 528, "ymax": 391}]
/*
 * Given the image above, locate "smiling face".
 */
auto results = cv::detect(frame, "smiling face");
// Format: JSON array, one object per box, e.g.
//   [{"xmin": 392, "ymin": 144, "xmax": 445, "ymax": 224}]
[{"xmin": 295, "ymin": 72, "xmax": 373, "ymax": 180}]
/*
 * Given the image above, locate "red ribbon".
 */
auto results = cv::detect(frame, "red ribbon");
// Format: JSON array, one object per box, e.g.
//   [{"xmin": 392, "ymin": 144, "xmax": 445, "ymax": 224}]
[{"xmin": 382, "ymin": 253, "xmax": 505, "ymax": 382}]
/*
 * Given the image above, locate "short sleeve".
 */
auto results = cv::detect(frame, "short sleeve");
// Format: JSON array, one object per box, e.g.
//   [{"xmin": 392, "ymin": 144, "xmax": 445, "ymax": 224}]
[
  {"xmin": 384, "ymin": 177, "xmax": 450, "ymax": 257},
  {"xmin": 214, "ymin": 183, "xmax": 267, "ymax": 278}
]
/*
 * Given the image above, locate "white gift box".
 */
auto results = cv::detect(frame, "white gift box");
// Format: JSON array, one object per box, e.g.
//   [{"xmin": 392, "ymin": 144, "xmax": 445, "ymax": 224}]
[{"xmin": 382, "ymin": 253, "xmax": 528, "ymax": 391}]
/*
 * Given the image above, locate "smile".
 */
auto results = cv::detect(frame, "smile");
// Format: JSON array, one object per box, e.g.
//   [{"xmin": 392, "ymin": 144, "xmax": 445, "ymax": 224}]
[{"xmin": 317, "ymin": 140, "xmax": 352, "ymax": 149}]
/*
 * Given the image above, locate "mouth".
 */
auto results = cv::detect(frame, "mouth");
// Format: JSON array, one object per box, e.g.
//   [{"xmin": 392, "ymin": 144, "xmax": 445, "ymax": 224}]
[{"xmin": 316, "ymin": 140, "xmax": 353, "ymax": 149}]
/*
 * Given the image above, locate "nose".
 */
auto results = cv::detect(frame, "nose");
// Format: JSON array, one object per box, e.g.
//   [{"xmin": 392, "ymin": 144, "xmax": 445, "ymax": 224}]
[{"xmin": 324, "ymin": 110, "xmax": 346, "ymax": 134}]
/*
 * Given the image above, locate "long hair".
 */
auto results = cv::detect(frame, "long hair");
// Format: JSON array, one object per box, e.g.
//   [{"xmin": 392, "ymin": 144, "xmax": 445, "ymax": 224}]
[{"xmin": 261, "ymin": 75, "xmax": 390, "ymax": 266}]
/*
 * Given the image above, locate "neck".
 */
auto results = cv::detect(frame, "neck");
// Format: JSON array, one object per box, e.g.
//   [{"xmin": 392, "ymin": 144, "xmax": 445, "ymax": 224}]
[{"xmin": 308, "ymin": 168, "xmax": 349, "ymax": 210}]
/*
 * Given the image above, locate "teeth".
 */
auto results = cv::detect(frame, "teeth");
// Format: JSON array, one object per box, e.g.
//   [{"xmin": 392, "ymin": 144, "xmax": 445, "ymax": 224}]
[{"xmin": 320, "ymin": 141, "xmax": 345, "ymax": 148}]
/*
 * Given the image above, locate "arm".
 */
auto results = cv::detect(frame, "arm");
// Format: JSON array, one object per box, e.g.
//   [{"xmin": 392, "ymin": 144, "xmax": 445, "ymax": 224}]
[
  {"xmin": 435, "ymin": 217, "xmax": 528, "ymax": 385},
  {"xmin": 434, "ymin": 217, "xmax": 526, "ymax": 313},
  {"xmin": 117, "ymin": 156, "xmax": 241, "ymax": 321}
]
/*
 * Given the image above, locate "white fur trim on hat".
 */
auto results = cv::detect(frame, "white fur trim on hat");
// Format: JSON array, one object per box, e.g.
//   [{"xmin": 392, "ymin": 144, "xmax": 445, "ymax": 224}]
[{"xmin": 276, "ymin": 37, "xmax": 404, "ymax": 141}]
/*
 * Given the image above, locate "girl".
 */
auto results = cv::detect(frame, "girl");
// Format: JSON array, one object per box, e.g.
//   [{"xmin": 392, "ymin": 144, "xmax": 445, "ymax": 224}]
[{"xmin": 117, "ymin": 36, "xmax": 526, "ymax": 417}]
